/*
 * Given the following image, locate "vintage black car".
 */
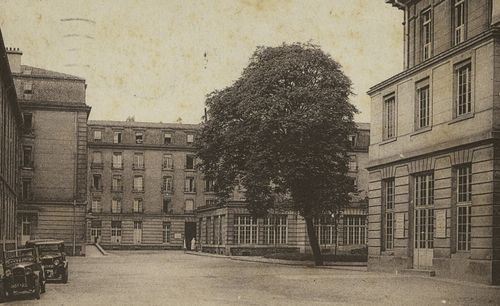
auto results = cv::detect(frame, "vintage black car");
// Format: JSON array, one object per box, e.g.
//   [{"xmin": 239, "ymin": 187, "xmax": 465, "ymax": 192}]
[
  {"xmin": 0, "ymin": 248, "xmax": 46, "ymax": 301},
  {"xmin": 26, "ymin": 240, "xmax": 68, "ymax": 283}
]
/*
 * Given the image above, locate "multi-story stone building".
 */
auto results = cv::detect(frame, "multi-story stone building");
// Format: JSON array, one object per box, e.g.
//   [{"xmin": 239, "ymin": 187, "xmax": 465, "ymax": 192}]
[
  {"xmin": 367, "ymin": 0, "xmax": 499, "ymax": 284},
  {"xmin": 0, "ymin": 30, "xmax": 23, "ymax": 251},
  {"xmin": 7, "ymin": 48, "xmax": 91, "ymax": 255},
  {"xmin": 196, "ymin": 123, "xmax": 370, "ymax": 255},
  {"xmin": 86, "ymin": 120, "xmax": 202, "ymax": 250}
]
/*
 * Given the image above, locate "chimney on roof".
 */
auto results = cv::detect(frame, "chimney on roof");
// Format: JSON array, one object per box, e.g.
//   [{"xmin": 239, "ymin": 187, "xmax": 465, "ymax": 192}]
[{"xmin": 5, "ymin": 47, "xmax": 22, "ymax": 74}]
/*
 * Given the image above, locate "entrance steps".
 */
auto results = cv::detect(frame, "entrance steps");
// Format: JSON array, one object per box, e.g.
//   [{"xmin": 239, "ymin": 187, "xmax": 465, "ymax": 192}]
[
  {"xmin": 86, "ymin": 243, "xmax": 109, "ymax": 257},
  {"xmin": 397, "ymin": 269, "xmax": 436, "ymax": 277}
]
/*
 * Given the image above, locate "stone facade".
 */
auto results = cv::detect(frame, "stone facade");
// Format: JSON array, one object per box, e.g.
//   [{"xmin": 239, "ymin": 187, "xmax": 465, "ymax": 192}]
[
  {"xmin": 7, "ymin": 48, "xmax": 91, "ymax": 255},
  {"xmin": 0, "ymin": 30, "xmax": 23, "ymax": 251},
  {"xmin": 369, "ymin": 0, "xmax": 499, "ymax": 284},
  {"xmin": 86, "ymin": 120, "xmax": 204, "ymax": 250}
]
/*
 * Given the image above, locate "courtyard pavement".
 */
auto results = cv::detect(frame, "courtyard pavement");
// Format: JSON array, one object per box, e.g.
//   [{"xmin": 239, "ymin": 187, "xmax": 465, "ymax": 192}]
[{"xmin": 4, "ymin": 251, "xmax": 500, "ymax": 306}]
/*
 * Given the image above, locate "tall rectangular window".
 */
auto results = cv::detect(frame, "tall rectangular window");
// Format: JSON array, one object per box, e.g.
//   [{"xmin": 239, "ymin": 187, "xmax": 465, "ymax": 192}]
[
  {"xmin": 343, "ymin": 215, "xmax": 367, "ymax": 245},
  {"xmin": 263, "ymin": 215, "xmax": 288, "ymax": 245},
  {"xmin": 162, "ymin": 176, "xmax": 173, "ymax": 193},
  {"xmin": 453, "ymin": 0, "xmax": 466, "ymax": 45},
  {"xmin": 163, "ymin": 198, "xmax": 171, "ymax": 213},
  {"xmin": 92, "ymin": 151, "xmax": 102, "ymax": 166},
  {"xmin": 204, "ymin": 179, "xmax": 215, "ymax": 192},
  {"xmin": 421, "ymin": 9, "xmax": 432, "ymax": 60},
  {"xmin": 93, "ymin": 130, "xmax": 102, "ymax": 142},
  {"xmin": 163, "ymin": 222, "xmax": 171, "ymax": 243},
  {"xmin": 187, "ymin": 134, "xmax": 194, "ymax": 144},
  {"xmin": 23, "ymin": 113, "xmax": 33, "ymax": 134},
  {"xmin": 383, "ymin": 95, "xmax": 396, "ymax": 140},
  {"xmin": 111, "ymin": 199, "xmax": 122, "ymax": 213},
  {"xmin": 184, "ymin": 177, "xmax": 196, "ymax": 193},
  {"xmin": 22, "ymin": 179, "xmax": 32, "ymax": 201},
  {"xmin": 456, "ymin": 165, "xmax": 472, "ymax": 251},
  {"xmin": 416, "ymin": 83, "xmax": 430, "ymax": 129},
  {"xmin": 113, "ymin": 131, "xmax": 122, "ymax": 144},
  {"xmin": 233, "ymin": 216, "xmax": 258, "ymax": 244},
  {"xmin": 133, "ymin": 198, "xmax": 143, "ymax": 213},
  {"xmin": 314, "ymin": 216, "xmax": 336, "ymax": 245},
  {"xmin": 455, "ymin": 62, "xmax": 472, "ymax": 117},
  {"xmin": 186, "ymin": 155, "xmax": 195, "ymax": 170},
  {"xmin": 185, "ymin": 199, "xmax": 194, "ymax": 212},
  {"xmin": 112, "ymin": 152, "xmax": 123, "ymax": 169},
  {"xmin": 414, "ymin": 173, "xmax": 434, "ymax": 250},
  {"xmin": 348, "ymin": 155, "xmax": 357, "ymax": 172},
  {"xmin": 23, "ymin": 146, "xmax": 33, "ymax": 168},
  {"xmin": 111, "ymin": 221, "xmax": 122, "ymax": 243},
  {"xmin": 383, "ymin": 179, "xmax": 395, "ymax": 250},
  {"xmin": 133, "ymin": 175, "xmax": 144, "ymax": 192},
  {"xmin": 112, "ymin": 175, "xmax": 123, "ymax": 192},
  {"xmin": 415, "ymin": 173, "xmax": 434, "ymax": 207},
  {"xmin": 163, "ymin": 154, "xmax": 173, "ymax": 169},
  {"xmin": 134, "ymin": 153, "xmax": 144, "ymax": 169},
  {"xmin": 92, "ymin": 174, "xmax": 102, "ymax": 191},
  {"xmin": 91, "ymin": 199, "xmax": 102, "ymax": 213}
]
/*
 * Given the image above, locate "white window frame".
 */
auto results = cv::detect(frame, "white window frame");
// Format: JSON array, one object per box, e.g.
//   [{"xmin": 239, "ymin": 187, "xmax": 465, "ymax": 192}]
[
  {"xmin": 233, "ymin": 215, "xmax": 258, "ymax": 244},
  {"xmin": 163, "ymin": 222, "xmax": 171, "ymax": 243},
  {"xmin": 184, "ymin": 177, "xmax": 196, "ymax": 193},
  {"xmin": 112, "ymin": 152, "xmax": 123, "ymax": 169},
  {"xmin": 134, "ymin": 153, "xmax": 144, "ymax": 169},
  {"xmin": 453, "ymin": 0, "xmax": 466, "ymax": 45},
  {"xmin": 187, "ymin": 134, "xmax": 194, "ymax": 143},
  {"xmin": 113, "ymin": 131, "xmax": 122, "ymax": 144},
  {"xmin": 163, "ymin": 154, "xmax": 173, "ymax": 169},
  {"xmin": 455, "ymin": 62, "xmax": 472, "ymax": 117},
  {"xmin": 111, "ymin": 221, "xmax": 122, "ymax": 243},
  {"xmin": 343, "ymin": 215, "xmax": 367, "ymax": 245},
  {"xmin": 383, "ymin": 95, "xmax": 396, "ymax": 140},
  {"xmin": 456, "ymin": 164, "xmax": 472, "ymax": 252},
  {"xmin": 133, "ymin": 198, "xmax": 143, "ymax": 213},
  {"xmin": 133, "ymin": 175, "xmax": 144, "ymax": 192},
  {"xmin": 91, "ymin": 199, "xmax": 102, "ymax": 213},
  {"xmin": 93, "ymin": 130, "xmax": 102, "ymax": 142},
  {"xmin": 383, "ymin": 179, "xmax": 395, "ymax": 250},
  {"xmin": 111, "ymin": 199, "xmax": 121, "ymax": 213},
  {"xmin": 421, "ymin": 8, "xmax": 432, "ymax": 60},
  {"xmin": 416, "ymin": 81, "xmax": 430, "ymax": 129},
  {"xmin": 263, "ymin": 215, "xmax": 288, "ymax": 245}
]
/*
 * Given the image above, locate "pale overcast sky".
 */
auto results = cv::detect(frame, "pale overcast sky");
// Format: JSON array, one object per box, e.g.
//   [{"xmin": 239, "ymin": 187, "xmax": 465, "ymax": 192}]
[{"xmin": 0, "ymin": 0, "xmax": 403, "ymax": 124}]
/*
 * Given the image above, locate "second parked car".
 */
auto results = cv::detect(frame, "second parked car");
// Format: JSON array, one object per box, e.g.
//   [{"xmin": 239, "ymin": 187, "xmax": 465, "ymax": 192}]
[{"xmin": 25, "ymin": 240, "xmax": 68, "ymax": 283}]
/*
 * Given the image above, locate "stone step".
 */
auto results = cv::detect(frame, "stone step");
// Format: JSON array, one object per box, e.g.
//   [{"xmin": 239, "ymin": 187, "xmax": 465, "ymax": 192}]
[{"xmin": 397, "ymin": 269, "xmax": 436, "ymax": 277}]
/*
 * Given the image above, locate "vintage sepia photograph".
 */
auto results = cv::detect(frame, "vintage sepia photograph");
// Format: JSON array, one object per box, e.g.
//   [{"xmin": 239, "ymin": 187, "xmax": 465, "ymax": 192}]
[{"xmin": 0, "ymin": 0, "xmax": 499, "ymax": 305}]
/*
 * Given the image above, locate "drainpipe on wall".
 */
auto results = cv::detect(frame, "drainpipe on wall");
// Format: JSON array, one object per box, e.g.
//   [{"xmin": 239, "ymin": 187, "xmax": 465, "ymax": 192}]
[{"xmin": 393, "ymin": 0, "xmax": 409, "ymax": 70}]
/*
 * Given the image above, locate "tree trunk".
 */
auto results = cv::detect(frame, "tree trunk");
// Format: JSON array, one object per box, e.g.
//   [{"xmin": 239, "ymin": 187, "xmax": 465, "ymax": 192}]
[{"xmin": 305, "ymin": 216, "xmax": 323, "ymax": 266}]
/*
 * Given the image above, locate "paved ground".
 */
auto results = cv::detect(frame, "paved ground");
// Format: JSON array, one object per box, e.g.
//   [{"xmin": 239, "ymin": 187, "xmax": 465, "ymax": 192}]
[{"xmin": 4, "ymin": 251, "xmax": 500, "ymax": 306}]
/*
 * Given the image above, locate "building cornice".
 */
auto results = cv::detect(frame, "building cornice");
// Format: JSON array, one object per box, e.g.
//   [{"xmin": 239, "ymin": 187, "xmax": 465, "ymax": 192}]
[
  {"xmin": 367, "ymin": 133, "xmax": 498, "ymax": 171},
  {"xmin": 19, "ymin": 100, "xmax": 91, "ymax": 114},
  {"xmin": 368, "ymin": 28, "xmax": 500, "ymax": 96}
]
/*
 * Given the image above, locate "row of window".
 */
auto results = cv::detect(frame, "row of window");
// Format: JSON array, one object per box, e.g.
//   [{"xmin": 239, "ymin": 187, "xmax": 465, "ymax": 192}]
[
  {"xmin": 90, "ymin": 197, "xmax": 196, "ymax": 214},
  {"xmin": 419, "ymin": 0, "xmax": 466, "ymax": 62},
  {"xmin": 383, "ymin": 60, "xmax": 472, "ymax": 140},
  {"xmin": 90, "ymin": 221, "xmax": 172, "ymax": 244},
  {"xmin": 382, "ymin": 164, "xmax": 472, "ymax": 252},
  {"xmin": 92, "ymin": 152, "xmax": 195, "ymax": 170},
  {"xmin": 92, "ymin": 129, "xmax": 194, "ymax": 145},
  {"xmin": 231, "ymin": 215, "xmax": 366, "ymax": 246},
  {"xmin": 91, "ymin": 173, "xmax": 215, "ymax": 194}
]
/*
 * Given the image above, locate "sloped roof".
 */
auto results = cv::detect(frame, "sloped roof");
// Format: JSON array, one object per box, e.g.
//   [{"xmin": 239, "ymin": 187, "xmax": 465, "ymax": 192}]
[
  {"xmin": 18, "ymin": 65, "xmax": 85, "ymax": 81},
  {"xmin": 88, "ymin": 120, "xmax": 200, "ymax": 130}
]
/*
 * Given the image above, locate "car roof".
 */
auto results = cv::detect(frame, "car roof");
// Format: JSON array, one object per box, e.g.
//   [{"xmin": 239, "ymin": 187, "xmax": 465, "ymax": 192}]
[{"xmin": 26, "ymin": 239, "xmax": 65, "ymax": 245}]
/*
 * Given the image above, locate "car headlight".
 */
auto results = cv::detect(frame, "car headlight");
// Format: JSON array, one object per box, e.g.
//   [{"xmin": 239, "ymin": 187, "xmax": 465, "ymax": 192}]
[
  {"xmin": 25, "ymin": 267, "xmax": 32, "ymax": 274},
  {"xmin": 54, "ymin": 259, "xmax": 60, "ymax": 266},
  {"xmin": 5, "ymin": 269, "xmax": 11, "ymax": 277}
]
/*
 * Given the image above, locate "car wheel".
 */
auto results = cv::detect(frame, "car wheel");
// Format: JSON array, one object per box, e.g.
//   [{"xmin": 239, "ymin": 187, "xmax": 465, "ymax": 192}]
[
  {"xmin": 33, "ymin": 278, "xmax": 40, "ymax": 300},
  {"xmin": 62, "ymin": 268, "xmax": 68, "ymax": 284}
]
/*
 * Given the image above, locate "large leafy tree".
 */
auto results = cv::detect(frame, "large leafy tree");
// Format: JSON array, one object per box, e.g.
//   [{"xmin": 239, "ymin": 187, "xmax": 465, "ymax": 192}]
[{"xmin": 196, "ymin": 43, "xmax": 357, "ymax": 265}]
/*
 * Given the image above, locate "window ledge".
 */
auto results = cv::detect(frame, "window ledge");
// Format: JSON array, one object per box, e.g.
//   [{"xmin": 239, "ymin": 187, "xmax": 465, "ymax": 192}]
[
  {"xmin": 448, "ymin": 113, "xmax": 474, "ymax": 125},
  {"xmin": 185, "ymin": 169, "xmax": 196, "ymax": 172},
  {"xmin": 184, "ymin": 191, "xmax": 196, "ymax": 194},
  {"xmin": 410, "ymin": 126, "xmax": 432, "ymax": 137},
  {"xmin": 132, "ymin": 190, "xmax": 145, "ymax": 193},
  {"xmin": 379, "ymin": 137, "xmax": 397, "ymax": 146}
]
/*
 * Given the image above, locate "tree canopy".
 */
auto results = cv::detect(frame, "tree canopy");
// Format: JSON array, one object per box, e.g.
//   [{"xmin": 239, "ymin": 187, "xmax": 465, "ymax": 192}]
[{"xmin": 196, "ymin": 43, "xmax": 358, "ymax": 265}]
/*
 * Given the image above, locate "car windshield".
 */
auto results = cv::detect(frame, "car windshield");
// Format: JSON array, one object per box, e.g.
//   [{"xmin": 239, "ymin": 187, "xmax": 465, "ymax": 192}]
[{"xmin": 38, "ymin": 244, "xmax": 62, "ymax": 254}]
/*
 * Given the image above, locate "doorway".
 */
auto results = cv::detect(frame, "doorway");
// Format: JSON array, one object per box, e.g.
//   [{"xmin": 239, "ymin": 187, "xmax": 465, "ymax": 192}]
[
  {"xmin": 185, "ymin": 222, "xmax": 197, "ymax": 250},
  {"xmin": 21, "ymin": 216, "xmax": 32, "ymax": 245},
  {"xmin": 413, "ymin": 173, "xmax": 434, "ymax": 269},
  {"xmin": 133, "ymin": 221, "xmax": 142, "ymax": 244}
]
